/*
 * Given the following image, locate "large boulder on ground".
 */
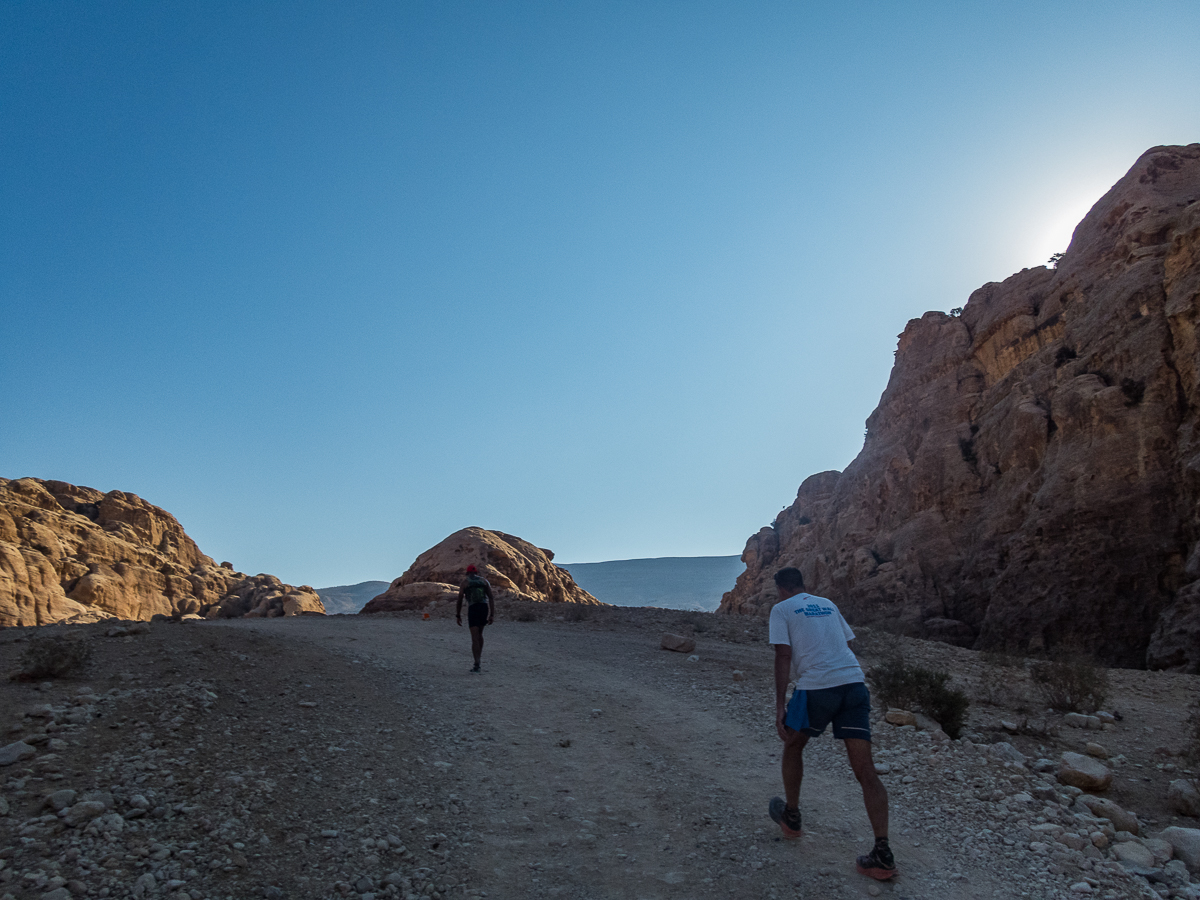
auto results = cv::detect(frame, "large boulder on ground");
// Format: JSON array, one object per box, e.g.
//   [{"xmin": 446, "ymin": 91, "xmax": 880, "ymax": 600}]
[
  {"xmin": 1159, "ymin": 826, "xmax": 1200, "ymax": 874},
  {"xmin": 360, "ymin": 583, "xmax": 459, "ymax": 614},
  {"xmin": 0, "ymin": 477, "xmax": 324, "ymax": 624},
  {"xmin": 1057, "ymin": 752, "xmax": 1113, "ymax": 791},
  {"xmin": 1168, "ymin": 780, "xmax": 1200, "ymax": 818},
  {"xmin": 718, "ymin": 145, "xmax": 1200, "ymax": 672},
  {"xmin": 362, "ymin": 527, "xmax": 600, "ymax": 613},
  {"xmin": 1076, "ymin": 795, "xmax": 1138, "ymax": 834}
]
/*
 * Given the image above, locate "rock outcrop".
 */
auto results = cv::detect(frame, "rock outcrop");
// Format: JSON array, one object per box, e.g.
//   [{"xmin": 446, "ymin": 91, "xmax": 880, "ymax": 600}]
[
  {"xmin": 0, "ymin": 477, "xmax": 324, "ymax": 625},
  {"xmin": 362, "ymin": 527, "xmax": 600, "ymax": 613},
  {"xmin": 719, "ymin": 144, "xmax": 1200, "ymax": 671}
]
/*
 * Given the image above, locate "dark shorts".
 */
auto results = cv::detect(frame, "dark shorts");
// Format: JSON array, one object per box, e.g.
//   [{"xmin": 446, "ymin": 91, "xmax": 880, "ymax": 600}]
[
  {"xmin": 785, "ymin": 682, "xmax": 872, "ymax": 741},
  {"xmin": 467, "ymin": 604, "xmax": 489, "ymax": 629}
]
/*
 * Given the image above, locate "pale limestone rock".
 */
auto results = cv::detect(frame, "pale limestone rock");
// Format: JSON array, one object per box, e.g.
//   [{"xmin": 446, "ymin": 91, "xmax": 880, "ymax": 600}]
[
  {"xmin": 1110, "ymin": 840, "xmax": 1154, "ymax": 868},
  {"xmin": 360, "ymin": 582, "xmax": 459, "ymax": 614},
  {"xmin": 1085, "ymin": 742, "xmax": 1110, "ymax": 759},
  {"xmin": 885, "ymin": 709, "xmax": 917, "ymax": 726},
  {"xmin": 1160, "ymin": 826, "xmax": 1200, "ymax": 874},
  {"xmin": 1077, "ymin": 795, "xmax": 1137, "ymax": 834},
  {"xmin": 1058, "ymin": 752, "xmax": 1112, "ymax": 791},
  {"xmin": 0, "ymin": 740, "xmax": 35, "ymax": 766}
]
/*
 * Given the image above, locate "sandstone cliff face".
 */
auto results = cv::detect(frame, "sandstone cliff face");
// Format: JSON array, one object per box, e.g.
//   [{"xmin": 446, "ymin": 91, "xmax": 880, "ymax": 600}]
[
  {"xmin": 362, "ymin": 527, "xmax": 600, "ymax": 613},
  {"xmin": 720, "ymin": 144, "xmax": 1200, "ymax": 672},
  {"xmin": 0, "ymin": 477, "xmax": 324, "ymax": 624}
]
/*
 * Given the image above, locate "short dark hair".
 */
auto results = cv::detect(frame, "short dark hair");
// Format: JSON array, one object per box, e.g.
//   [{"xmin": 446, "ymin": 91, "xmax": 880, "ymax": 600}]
[{"xmin": 773, "ymin": 567, "xmax": 804, "ymax": 591}]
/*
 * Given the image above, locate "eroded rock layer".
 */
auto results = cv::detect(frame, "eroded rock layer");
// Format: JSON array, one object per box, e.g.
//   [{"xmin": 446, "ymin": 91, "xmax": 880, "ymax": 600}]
[
  {"xmin": 0, "ymin": 477, "xmax": 324, "ymax": 625},
  {"xmin": 719, "ymin": 144, "xmax": 1200, "ymax": 672},
  {"xmin": 362, "ymin": 527, "xmax": 601, "ymax": 613}
]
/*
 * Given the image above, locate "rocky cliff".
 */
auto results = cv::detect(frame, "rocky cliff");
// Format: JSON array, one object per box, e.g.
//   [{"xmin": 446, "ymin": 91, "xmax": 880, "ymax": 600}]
[
  {"xmin": 719, "ymin": 144, "xmax": 1200, "ymax": 672},
  {"xmin": 0, "ymin": 477, "xmax": 325, "ymax": 624},
  {"xmin": 361, "ymin": 527, "xmax": 601, "ymax": 613}
]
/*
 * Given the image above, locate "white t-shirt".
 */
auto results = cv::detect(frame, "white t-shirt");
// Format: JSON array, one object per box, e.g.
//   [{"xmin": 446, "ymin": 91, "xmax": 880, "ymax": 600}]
[{"xmin": 768, "ymin": 592, "xmax": 864, "ymax": 690}]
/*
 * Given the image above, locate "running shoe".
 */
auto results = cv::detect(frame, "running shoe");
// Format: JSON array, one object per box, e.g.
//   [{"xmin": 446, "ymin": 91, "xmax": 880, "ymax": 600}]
[
  {"xmin": 768, "ymin": 796, "xmax": 801, "ymax": 838},
  {"xmin": 470, "ymin": 664, "xmax": 481, "ymax": 674},
  {"xmin": 855, "ymin": 842, "xmax": 897, "ymax": 880}
]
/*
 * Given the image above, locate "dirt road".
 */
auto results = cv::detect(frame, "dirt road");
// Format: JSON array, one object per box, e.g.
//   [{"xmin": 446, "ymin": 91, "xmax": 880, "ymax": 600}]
[{"xmin": 0, "ymin": 609, "xmax": 1176, "ymax": 900}]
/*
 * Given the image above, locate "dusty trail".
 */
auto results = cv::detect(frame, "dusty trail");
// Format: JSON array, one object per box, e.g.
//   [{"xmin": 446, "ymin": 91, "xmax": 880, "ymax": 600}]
[{"xmin": 232, "ymin": 614, "xmax": 1004, "ymax": 899}]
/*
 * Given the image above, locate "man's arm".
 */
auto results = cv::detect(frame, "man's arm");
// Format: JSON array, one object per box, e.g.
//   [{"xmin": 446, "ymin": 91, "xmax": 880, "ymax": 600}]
[
  {"xmin": 456, "ymin": 585, "xmax": 465, "ymax": 625},
  {"xmin": 485, "ymin": 583, "xmax": 495, "ymax": 624},
  {"xmin": 774, "ymin": 643, "xmax": 792, "ymax": 741}
]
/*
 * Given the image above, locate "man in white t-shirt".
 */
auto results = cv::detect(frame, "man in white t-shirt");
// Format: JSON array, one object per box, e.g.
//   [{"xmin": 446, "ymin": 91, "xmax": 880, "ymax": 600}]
[{"xmin": 767, "ymin": 566, "xmax": 895, "ymax": 881}]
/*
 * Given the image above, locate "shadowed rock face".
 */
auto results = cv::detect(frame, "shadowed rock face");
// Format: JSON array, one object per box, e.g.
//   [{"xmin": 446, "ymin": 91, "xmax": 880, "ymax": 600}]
[
  {"xmin": 362, "ymin": 527, "xmax": 600, "ymax": 613},
  {"xmin": 0, "ymin": 477, "xmax": 324, "ymax": 624},
  {"xmin": 719, "ymin": 144, "xmax": 1200, "ymax": 672}
]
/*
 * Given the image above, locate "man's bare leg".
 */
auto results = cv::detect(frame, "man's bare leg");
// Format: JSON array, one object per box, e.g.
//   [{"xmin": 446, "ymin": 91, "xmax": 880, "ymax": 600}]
[
  {"xmin": 844, "ymin": 738, "xmax": 888, "ymax": 837},
  {"xmin": 782, "ymin": 729, "xmax": 809, "ymax": 810},
  {"xmin": 469, "ymin": 626, "xmax": 484, "ymax": 668}
]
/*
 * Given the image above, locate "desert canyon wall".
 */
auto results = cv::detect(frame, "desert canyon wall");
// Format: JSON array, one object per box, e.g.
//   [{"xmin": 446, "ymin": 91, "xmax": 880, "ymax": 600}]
[
  {"xmin": 0, "ymin": 477, "xmax": 325, "ymax": 625},
  {"xmin": 362, "ymin": 526, "xmax": 600, "ymax": 613},
  {"xmin": 720, "ymin": 144, "xmax": 1200, "ymax": 672}
]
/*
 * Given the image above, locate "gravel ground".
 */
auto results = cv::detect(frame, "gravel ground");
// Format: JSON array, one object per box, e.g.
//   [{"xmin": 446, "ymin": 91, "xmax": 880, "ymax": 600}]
[{"xmin": 0, "ymin": 604, "xmax": 1196, "ymax": 900}]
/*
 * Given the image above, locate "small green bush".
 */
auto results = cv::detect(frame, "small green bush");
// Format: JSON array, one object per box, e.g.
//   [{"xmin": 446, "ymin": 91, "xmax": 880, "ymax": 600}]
[
  {"xmin": 867, "ymin": 657, "xmax": 970, "ymax": 739},
  {"xmin": 1028, "ymin": 652, "xmax": 1109, "ymax": 713},
  {"xmin": 14, "ymin": 635, "xmax": 92, "ymax": 681}
]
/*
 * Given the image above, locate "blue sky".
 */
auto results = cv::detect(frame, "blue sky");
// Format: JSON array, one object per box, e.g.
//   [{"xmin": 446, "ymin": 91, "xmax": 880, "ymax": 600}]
[{"xmin": 3, "ymin": 1, "xmax": 1198, "ymax": 587}]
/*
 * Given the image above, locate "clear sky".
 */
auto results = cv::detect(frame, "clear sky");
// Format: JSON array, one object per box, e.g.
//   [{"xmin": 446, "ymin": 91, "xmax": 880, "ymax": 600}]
[{"xmin": 3, "ymin": 2, "xmax": 1198, "ymax": 588}]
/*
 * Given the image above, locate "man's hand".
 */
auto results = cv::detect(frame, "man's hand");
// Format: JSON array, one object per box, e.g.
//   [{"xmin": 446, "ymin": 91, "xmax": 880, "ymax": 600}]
[
  {"xmin": 456, "ymin": 615, "xmax": 462, "ymax": 627},
  {"xmin": 776, "ymin": 705, "xmax": 790, "ymax": 742},
  {"xmin": 487, "ymin": 616, "xmax": 494, "ymax": 625}
]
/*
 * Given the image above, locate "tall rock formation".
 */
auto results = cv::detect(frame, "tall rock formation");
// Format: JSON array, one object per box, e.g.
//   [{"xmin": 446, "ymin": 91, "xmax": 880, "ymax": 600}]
[
  {"xmin": 0, "ymin": 477, "xmax": 325, "ymax": 625},
  {"xmin": 361, "ymin": 527, "xmax": 600, "ymax": 613},
  {"xmin": 720, "ymin": 144, "xmax": 1200, "ymax": 672}
]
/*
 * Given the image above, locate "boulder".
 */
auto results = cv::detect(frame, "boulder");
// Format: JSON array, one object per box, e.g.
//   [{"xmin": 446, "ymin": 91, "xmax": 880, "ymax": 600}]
[
  {"xmin": 987, "ymin": 742, "xmax": 1027, "ymax": 766},
  {"xmin": 363, "ymin": 527, "xmax": 600, "ymax": 614},
  {"xmin": 1057, "ymin": 752, "xmax": 1113, "ymax": 791},
  {"xmin": 361, "ymin": 582, "xmax": 460, "ymax": 614},
  {"xmin": 885, "ymin": 709, "xmax": 917, "ymax": 726},
  {"xmin": 1158, "ymin": 827, "xmax": 1200, "ymax": 874},
  {"xmin": 0, "ymin": 477, "xmax": 323, "ymax": 624},
  {"xmin": 0, "ymin": 741, "xmax": 35, "ymax": 766},
  {"xmin": 1168, "ymin": 779, "xmax": 1200, "ymax": 817},
  {"xmin": 716, "ymin": 145, "xmax": 1200, "ymax": 673},
  {"xmin": 1076, "ymin": 795, "xmax": 1138, "ymax": 834},
  {"xmin": 660, "ymin": 633, "xmax": 696, "ymax": 653},
  {"xmin": 1110, "ymin": 840, "xmax": 1155, "ymax": 868},
  {"xmin": 1085, "ymin": 742, "xmax": 1110, "ymax": 759}
]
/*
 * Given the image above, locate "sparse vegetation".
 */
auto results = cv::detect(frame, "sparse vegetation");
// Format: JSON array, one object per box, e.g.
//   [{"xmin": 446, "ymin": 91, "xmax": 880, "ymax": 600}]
[
  {"xmin": 1048, "ymin": 252, "xmax": 1065, "ymax": 268},
  {"xmin": 867, "ymin": 657, "xmax": 971, "ymax": 739},
  {"xmin": 12, "ymin": 634, "xmax": 92, "ymax": 681},
  {"xmin": 1028, "ymin": 651, "xmax": 1109, "ymax": 713},
  {"xmin": 950, "ymin": 306, "xmax": 963, "ymax": 317}
]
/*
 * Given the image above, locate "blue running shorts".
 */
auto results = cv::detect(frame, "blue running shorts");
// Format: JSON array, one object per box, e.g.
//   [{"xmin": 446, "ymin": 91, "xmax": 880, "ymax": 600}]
[{"xmin": 786, "ymin": 682, "xmax": 872, "ymax": 741}]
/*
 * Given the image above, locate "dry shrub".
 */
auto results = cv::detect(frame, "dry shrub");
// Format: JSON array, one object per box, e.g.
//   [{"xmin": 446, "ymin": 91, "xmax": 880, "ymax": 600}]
[
  {"xmin": 867, "ymin": 657, "xmax": 970, "ymax": 739},
  {"xmin": 1028, "ymin": 652, "xmax": 1109, "ymax": 713},
  {"xmin": 563, "ymin": 605, "xmax": 591, "ymax": 623},
  {"xmin": 13, "ymin": 635, "xmax": 92, "ymax": 680}
]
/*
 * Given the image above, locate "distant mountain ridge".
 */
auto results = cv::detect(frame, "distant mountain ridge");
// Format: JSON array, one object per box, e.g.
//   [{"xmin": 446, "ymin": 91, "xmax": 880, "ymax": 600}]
[
  {"xmin": 315, "ymin": 581, "xmax": 390, "ymax": 615},
  {"xmin": 560, "ymin": 556, "xmax": 744, "ymax": 612}
]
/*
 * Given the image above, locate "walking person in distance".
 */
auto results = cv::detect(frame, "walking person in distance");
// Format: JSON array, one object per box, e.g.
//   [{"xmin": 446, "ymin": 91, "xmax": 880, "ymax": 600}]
[
  {"xmin": 767, "ymin": 566, "xmax": 896, "ymax": 880},
  {"xmin": 456, "ymin": 564, "xmax": 495, "ymax": 674}
]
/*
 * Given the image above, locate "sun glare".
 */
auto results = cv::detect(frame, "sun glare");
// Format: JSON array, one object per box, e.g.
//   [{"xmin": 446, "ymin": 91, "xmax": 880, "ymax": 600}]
[{"xmin": 1027, "ymin": 183, "xmax": 1114, "ymax": 268}]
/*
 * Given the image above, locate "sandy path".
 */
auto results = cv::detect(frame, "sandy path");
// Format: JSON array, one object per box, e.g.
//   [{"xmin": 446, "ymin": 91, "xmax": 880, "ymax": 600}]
[{"xmin": 225, "ymin": 614, "xmax": 1005, "ymax": 900}]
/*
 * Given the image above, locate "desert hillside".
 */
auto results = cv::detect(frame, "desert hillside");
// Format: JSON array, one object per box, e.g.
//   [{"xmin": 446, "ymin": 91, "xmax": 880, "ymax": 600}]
[
  {"xmin": 0, "ymin": 478, "xmax": 324, "ymax": 626},
  {"xmin": 721, "ymin": 144, "xmax": 1200, "ymax": 672},
  {"xmin": 0, "ymin": 607, "xmax": 1197, "ymax": 900}
]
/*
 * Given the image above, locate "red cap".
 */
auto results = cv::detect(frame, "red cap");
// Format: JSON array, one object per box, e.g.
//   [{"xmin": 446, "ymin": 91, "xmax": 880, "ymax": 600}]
[{"xmin": 466, "ymin": 565, "xmax": 477, "ymax": 574}]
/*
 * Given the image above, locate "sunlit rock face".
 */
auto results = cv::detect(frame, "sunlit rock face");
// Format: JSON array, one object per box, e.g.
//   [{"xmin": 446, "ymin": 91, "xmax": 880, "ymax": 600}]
[
  {"xmin": 362, "ymin": 526, "xmax": 601, "ymax": 613},
  {"xmin": 720, "ymin": 144, "xmax": 1200, "ymax": 672},
  {"xmin": 0, "ymin": 477, "xmax": 324, "ymax": 624}
]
